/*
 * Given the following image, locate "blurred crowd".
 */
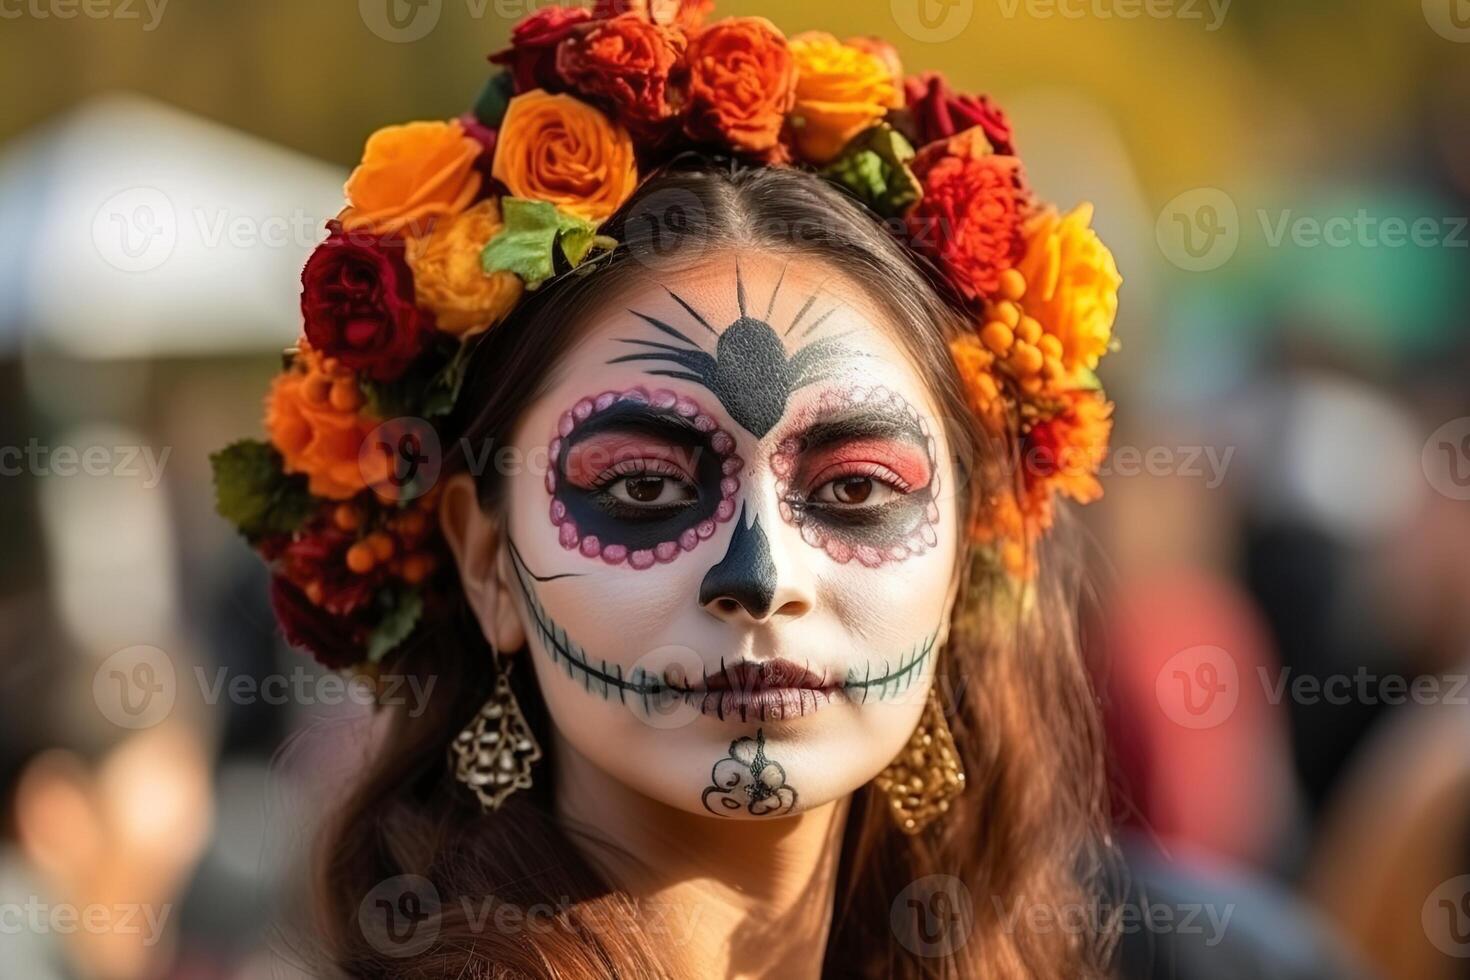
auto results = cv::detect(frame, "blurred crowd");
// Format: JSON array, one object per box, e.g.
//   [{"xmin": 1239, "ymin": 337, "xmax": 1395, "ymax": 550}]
[{"xmin": 1, "ymin": 1, "xmax": 1468, "ymax": 978}]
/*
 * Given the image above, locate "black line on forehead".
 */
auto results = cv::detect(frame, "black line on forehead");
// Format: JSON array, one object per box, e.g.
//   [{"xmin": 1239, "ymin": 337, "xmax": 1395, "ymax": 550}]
[
  {"xmin": 802, "ymin": 306, "xmax": 839, "ymax": 338},
  {"xmin": 735, "ymin": 262, "xmax": 749, "ymax": 318},
  {"xmin": 628, "ymin": 310, "xmax": 706, "ymax": 351},
  {"xmin": 663, "ymin": 285, "xmax": 717, "ymax": 336},
  {"xmin": 765, "ymin": 262, "xmax": 788, "ymax": 321}
]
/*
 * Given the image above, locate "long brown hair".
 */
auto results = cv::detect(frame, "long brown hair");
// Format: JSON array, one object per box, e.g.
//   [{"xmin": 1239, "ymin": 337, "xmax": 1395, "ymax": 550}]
[{"xmin": 312, "ymin": 163, "xmax": 1116, "ymax": 979}]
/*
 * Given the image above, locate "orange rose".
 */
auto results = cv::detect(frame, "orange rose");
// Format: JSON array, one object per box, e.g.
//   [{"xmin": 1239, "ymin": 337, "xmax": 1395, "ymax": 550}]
[
  {"xmin": 491, "ymin": 91, "xmax": 639, "ymax": 223},
  {"xmin": 788, "ymin": 32, "xmax": 900, "ymax": 165},
  {"xmin": 406, "ymin": 200, "xmax": 524, "ymax": 337},
  {"xmin": 1014, "ymin": 203, "xmax": 1121, "ymax": 372},
  {"xmin": 265, "ymin": 348, "xmax": 383, "ymax": 500},
  {"xmin": 341, "ymin": 121, "xmax": 482, "ymax": 238},
  {"xmin": 685, "ymin": 17, "xmax": 797, "ymax": 157}
]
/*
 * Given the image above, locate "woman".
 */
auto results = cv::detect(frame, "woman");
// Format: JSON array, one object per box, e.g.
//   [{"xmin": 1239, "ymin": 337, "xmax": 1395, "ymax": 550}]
[{"xmin": 213, "ymin": 8, "xmax": 1122, "ymax": 977}]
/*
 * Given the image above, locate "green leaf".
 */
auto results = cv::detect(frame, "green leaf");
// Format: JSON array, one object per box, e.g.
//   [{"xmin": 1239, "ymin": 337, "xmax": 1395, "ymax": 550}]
[
  {"xmin": 360, "ymin": 338, "xmax": 466, "ymax": 421},
  {"xmin": 210, "ymin": 440, "xmax": 314, "ymax": 540},
  {"xmin": 482, "ymin": 198, "xmax": 616, "ymax": 290},
  {"xmin": 822, "ymin": 124, "xmax": 921, "ymax": 218},
  {"xmin": 472, "ymin": 71, "xmax": 514, "ymax": 128},
  {"xmin": 367, "ymin": 590, "xmax": 424, "ymax": 663}
]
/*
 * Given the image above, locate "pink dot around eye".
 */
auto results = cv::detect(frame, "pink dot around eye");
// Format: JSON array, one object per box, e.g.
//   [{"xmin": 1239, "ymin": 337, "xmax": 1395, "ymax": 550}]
[
  {"xmin": 696, "ymin": 519, "xmax": 716, "ymax": 539},
  {"xmin": 854, "ymin": 544, "xmax": 883, "ymax": 568},
  {"xmin": 558, "ymin": 412, "xmax": 575, "ymax": 437},
  {"xmin": 548, "ymin": 437, "xmax": 562, "ymax": 460},
  {"xmin": 595, "ymin": 391, "xmax": 617, "ymax": 411},
  {"xmin": 545, "ymin": 470, "xmax": 557, "ymax": 493},
  {"xmin": 889, "ymin": 545, "xmax": 908, "ymax": 561},
  {"xmin": 629, "ymin": 549, "xmax": 655, "ymax": 569},
  {"xmin": 550, "ymin": 500, "xmax": 567, "ymax": 525},
  {"xmin": 620, "ymin": 387, "xmax": 649, "ymax": 405},
  {"xmin": 655, "ymin": 541, "xmax": 679, "ymax": 562},
  {"xmin": 720, "ymin": 477, "xmax": 740, "ymax": 497},
  {"xmin": 674, "ymin": 396, "xmax": 698, "ymax": 417},
  {"xmin": 824, "ymin": 538, "xmax": 853, "ymax": 563},
  {"xmin": 721, "ymin": 455, "xmax": 743, "ymax": 476},
  {"xmin": 580, "ymin": 536, "xmax": 601, "ymax": 557},
  {"xmin": 573, "ymin": 399, "xmax": 594, "ymax": 420},
  {"xmin": 926, "ymin": 502, "xmax": 940, "ymax": 523},
  {"xmin": 778, "ymin": 501, "xmax": 793, "ymax": 522},
  {"xmin": 770, "ymin": 454, "xmax": 792, "ymax": 477},
  {"xmin": 711, "ymin": 431, "xmax": 735, "ymax": 455},
  {"xmin": 601, "ymin": 544, "xmax": 628, "ymax": 564},
  {"xmin": 801, "ymin": 523, "xmax": 824, "ymax": 548},
  {"xmin": 716, "ymin": 499, "xmax": 736, "ymax": 522},
  {"xmin": 693, "ymin": 414, "xmax": 716, "ymax": 432},
  {"xmin": 559, "ymin": 521, "xmax": 579, "ymax": 549},
  {"xmin": 651, "ymin": 389, "xmax": 677, "ymax": 410},
  {"xmin": 679, "ymin": 528, "xmax": 699, "ymax": 551}
]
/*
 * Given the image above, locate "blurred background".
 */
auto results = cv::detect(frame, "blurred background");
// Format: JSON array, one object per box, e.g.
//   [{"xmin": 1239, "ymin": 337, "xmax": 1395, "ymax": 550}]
[{"xmin": 1, "ymin": 0, "xmax": 1467, "ymax": 977}]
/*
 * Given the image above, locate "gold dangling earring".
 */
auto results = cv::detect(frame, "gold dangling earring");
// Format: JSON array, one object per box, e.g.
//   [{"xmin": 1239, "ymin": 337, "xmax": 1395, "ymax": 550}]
[
  {"xmin": 874, "ymin": 685, "xmax": 966, "ymax": 835},
  {"xmin": 452, "ymin": 654, "xmax": 542, "ymax": 812}
]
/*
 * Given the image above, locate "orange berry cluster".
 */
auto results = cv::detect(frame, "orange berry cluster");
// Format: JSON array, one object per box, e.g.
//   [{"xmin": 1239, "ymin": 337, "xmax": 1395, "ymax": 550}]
[
  {"xmin": 336, "ymin": 497, "xmax": 440, "ymax": 588},
  {"xmin": 299, "ymin": 354, "xmax": 367, "ymax": 413},
  {"xmin": 976, "ymin": 269, "xmax": 1067, "ymax": 398}
]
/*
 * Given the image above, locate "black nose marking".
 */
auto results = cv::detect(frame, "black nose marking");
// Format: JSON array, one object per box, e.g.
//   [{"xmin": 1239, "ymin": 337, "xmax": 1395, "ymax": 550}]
[{"xmin": 699, "ymin": 504, "xmax": 777, "ymax": 618}]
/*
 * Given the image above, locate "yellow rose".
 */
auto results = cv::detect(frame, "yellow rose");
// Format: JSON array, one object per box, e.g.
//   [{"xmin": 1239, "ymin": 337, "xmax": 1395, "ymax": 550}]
[
  {"xmin": 1014, "ymin": 203, "xmax": 1121, "ymax": 372},
  {"xmin": 491, "ymin": 90, "xmax": 638, "ymax": 223},
  {"xmin": 407, "ymin": 200, "xmax": 525, "ymax": 337},
  {"xmin": 341, "ymin": 120, "xmax": 483, "ymax": 238},
  {"xmin": 788, "ymin": 32, "xmax": 899, "ymax": 165}
]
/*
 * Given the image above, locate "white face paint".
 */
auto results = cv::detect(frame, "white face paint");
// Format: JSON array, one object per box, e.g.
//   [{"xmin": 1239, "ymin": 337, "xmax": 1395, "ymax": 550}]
[{"xmin": 453, "ymin": 252, "xmax": 962, "ymax": 819}]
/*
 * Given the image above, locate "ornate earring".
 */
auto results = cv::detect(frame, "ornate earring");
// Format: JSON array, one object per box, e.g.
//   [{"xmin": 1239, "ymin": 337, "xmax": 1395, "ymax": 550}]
[
  {"xmin": 874, "ymin": 685, "xmax": 966, "ymax": 835},
  {"xmin": 452, "ymin": 657, "xmax": 542, "ymax": 812}
]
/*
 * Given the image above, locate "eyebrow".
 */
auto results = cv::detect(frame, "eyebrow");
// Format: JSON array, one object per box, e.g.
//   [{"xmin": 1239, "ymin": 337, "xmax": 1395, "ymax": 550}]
[
  {"xmin": 562, "ymin": 402, "xmax": 710, "ymax": 448},
  {"xmin": 797, "ymin": 406, "xmax": 927, "ymax": 452}
]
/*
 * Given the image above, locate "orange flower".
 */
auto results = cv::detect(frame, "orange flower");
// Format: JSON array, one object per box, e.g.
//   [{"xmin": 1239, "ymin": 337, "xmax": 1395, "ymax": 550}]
[
  {"xmin": 556, "ymin": 13, "xmax": 687, "ymax": 136},
  {"xmin": 406, "ymin": 200, "xmax": 524, "ymax": 337},
  {"xmin": 788, "ymin": 32, "xmax": 899, "ymax": 165},
  {"xmin": 341, "ymin": 121, "xmax": 482, "ymax": 238},
  {"xmin": 684, "ymin": 17, "xmax": 797, "ymax": 157},
  {"xmin": 491, "ymin": 90, "xmax": 639, "ymax": 223},
  {"xmin": 948, "ymin": 333, "xmax": 1008, "ymax": 438},
  {"xmin": 1021, "ymin": 389, "xmax": 1113, "ymax": 511},
  {"xmin": 1013, "ymin": 203, "xmax": 1121, "ymax": 372},
  {"xmin": 265, "ymin": 348, "xmax": 383, "ymax": 500}
]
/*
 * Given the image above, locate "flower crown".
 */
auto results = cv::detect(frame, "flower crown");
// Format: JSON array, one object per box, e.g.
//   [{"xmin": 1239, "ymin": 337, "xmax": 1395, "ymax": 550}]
[{"xmin": 211, "ymin": 0, "xmax": 1121, "ymax": 671}]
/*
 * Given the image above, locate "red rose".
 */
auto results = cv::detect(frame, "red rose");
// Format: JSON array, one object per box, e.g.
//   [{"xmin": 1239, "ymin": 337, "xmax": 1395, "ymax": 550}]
[
  {"xmin": 489, "ymin": 5, "xmax": 593, "ymax": 93},
  {"xmin": 906, "ymin": 129, "xmax": 1031, "ymax": 302},
  {"xmin": 592, "ymin": 0, "xmax": 711, "ymax": 30},
  {"xmin": 456, "ymin": 111, "xmax": 498, "ymax": 180},
  {"xmin": 270, "ymin": 576, "xmax": 370, "ymax": 669},
  {"xmin": 684, "ymin": 16, "xmax": 797, "ymax": 157},
  {"xmin": 301, "ymin": 223, "xmax": 432, "ymax": 382},
  {"xmin": 556, "ymin": 14, "xmax": 687, "ymax": 136},
  {"xmin": 902, "ymin": 71, "xmax": 1015, "ymax": 156}
]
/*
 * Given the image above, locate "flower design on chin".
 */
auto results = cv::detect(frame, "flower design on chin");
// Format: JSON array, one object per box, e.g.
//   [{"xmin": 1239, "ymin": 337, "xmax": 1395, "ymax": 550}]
[{"xmin": 701, "ymin": 729, "xmax": 798, "ymax": 817}]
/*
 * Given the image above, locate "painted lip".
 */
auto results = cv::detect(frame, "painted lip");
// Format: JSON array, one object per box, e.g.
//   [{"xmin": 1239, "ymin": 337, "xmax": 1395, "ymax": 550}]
[{"xmin": 687, "ymin": 658, "xmax": 848, "ymax": 723}]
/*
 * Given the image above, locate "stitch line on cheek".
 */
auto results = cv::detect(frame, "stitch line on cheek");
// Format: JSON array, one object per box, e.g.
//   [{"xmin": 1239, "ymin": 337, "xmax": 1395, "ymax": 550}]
[
  {"xmin": 773, "ymin": 385, "xmax": 942, "ymax": 568},
  {"xmin": 546, "ymin": 385, "xmax": 742, "ymax": 568}
]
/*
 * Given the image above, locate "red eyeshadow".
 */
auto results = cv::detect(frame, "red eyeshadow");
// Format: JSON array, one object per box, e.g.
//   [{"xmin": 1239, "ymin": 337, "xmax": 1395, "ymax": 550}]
[
  {"xmin": 562, "ymin": 433, "xmax": 699, "ymax": 488},
  {"xmin": 797, "ymin": 437, "xmax": 932, "ymax": 492}
]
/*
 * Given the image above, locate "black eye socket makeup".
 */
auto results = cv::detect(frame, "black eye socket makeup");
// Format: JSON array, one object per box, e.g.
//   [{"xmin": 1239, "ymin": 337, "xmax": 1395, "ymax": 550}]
[
  {"xmin": 771, "ymin": 386, "xmax": 941, "ymax": 567},
  {"xmin": 546, "ymin": 387, "xmax": 743, "ymax": 569}
]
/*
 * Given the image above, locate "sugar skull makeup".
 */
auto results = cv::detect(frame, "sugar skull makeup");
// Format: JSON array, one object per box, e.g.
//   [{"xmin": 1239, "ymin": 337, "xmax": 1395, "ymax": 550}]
[{"xmin": 452, "ymin": 253, "xmax": 963, "ymax": 822}]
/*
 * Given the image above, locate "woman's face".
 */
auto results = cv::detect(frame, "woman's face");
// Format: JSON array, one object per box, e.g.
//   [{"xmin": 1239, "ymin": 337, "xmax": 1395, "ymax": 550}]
[{"xmin": 449, "ymin": 252, "xmax": 962, "ymax": 820}]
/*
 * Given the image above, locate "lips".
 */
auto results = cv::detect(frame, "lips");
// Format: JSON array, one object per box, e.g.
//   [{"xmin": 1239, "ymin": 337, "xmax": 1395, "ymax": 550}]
[{"xmin": 687, "ymin": 658, "xmax": 846, "ymax": 722}]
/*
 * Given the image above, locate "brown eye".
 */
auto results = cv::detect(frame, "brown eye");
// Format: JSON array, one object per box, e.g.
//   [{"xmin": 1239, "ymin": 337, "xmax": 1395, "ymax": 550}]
[
  {"xmin": 626, "ymin": 477, "xmax": 665, "ymax": 502},
  {"xmin": 832, "ymin": 477, "xmax": 873, "ymax": 504}
]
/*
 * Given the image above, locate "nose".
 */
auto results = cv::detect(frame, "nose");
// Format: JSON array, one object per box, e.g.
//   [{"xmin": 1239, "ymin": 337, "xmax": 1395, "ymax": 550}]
[{"xmin": 700, "ymin": 505, "xmax": 812, "ymax": 622}]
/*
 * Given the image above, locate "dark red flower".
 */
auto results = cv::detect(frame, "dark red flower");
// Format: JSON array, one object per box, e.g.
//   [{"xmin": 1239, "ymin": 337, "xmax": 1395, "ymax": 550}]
[
  {"xmin": 274, "ymin": 513, "xmax": 379, "ymax": 617},
  {"xmin": 456, "ymin": 111, "xmax": 498, "ymax": 181},
  {"xmin": 906, "ymin": 129, "xmax": 1031, "ymax": 302},
  {"xmin": 901, "ymin": 71, "xmax": 1015, "ymax": 156},
  {"xmin": 301, "ymin": 223, "xmax": 431, "ymax": 382},
  {"xmin": 270, "ymin": 576, "xmax": 369, "ymax": 669},
  {"xmin": 489, "ymin": 5, "xmax": 594, "ymax": 93},
  {"xmin": 556, "ymin": 13, "xmax": 687, "ymax": 136}
]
